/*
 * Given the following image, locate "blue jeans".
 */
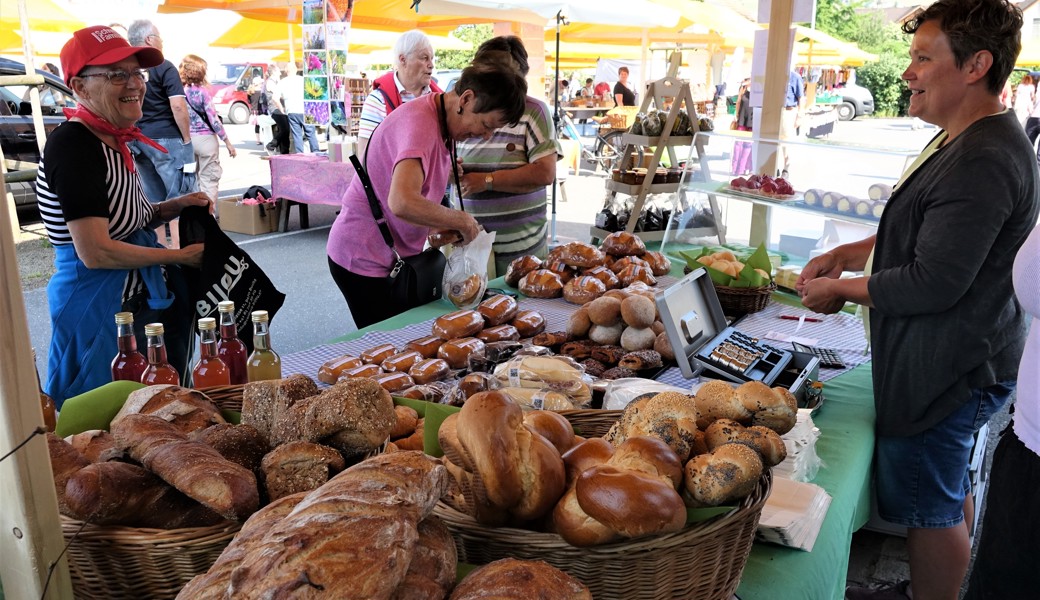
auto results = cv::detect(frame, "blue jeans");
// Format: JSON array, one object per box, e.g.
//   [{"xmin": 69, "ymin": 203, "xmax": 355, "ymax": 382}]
[
  {"xmin": 130, "ymin": 137, "xmax": 197, "ymax": 202},
  {"xmin": 288, "ymin": 113, "xmax": 319, "ymax": 153},
  {"xmin": 874, "ymin": 381, "xmax": 1014, "ymax": 528}
]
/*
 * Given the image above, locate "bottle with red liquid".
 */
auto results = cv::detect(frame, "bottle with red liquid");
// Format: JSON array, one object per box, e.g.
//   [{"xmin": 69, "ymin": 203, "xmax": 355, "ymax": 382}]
[
  {"xmin": 216, "ymin": 300, "xmax": 248, "ymax": 384},
  {"xmin": 141, "ymin": 323, "xmax": 180, "ymax": 385},
  {"xmin": 192, "ymin": 317, "xmax": 231, "ymax": 387},
  {"xmin": 111, "ymin": 311, "xmax": 147, "ymax": 383}
]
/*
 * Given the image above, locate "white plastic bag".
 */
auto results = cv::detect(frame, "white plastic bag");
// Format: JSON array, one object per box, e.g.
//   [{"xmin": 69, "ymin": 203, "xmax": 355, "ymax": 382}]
[{"xmin": 443, "ymin": 230, "xmax": 495, "ymax": 309}]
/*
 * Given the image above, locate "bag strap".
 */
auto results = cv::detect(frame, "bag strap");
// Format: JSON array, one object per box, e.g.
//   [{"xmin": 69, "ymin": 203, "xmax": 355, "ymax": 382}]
[
  {"xmin": 348, "ymin": 153, "xmax": 401, "ymax": 265},
  {"xmin": 187, "ymin": 90, "xmax": 218, "ymax": 134}
]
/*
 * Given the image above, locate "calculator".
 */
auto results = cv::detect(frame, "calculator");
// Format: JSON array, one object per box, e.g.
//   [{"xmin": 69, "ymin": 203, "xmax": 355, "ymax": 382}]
[
  {"xmin": 694, "ymin": 327, "xmax": 793, "ymax": 385},
  {"xmin": 791, "ymin": 341, "xmax": 847, "ymax": 369}
]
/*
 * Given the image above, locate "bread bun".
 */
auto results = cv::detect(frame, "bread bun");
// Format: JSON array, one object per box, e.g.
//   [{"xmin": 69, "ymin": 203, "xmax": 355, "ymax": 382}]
[
  {"xmin": 563, "ymin": 275, "xmax": 607, "ymax": 305},
  {"xmin": 566, "ymin": 307, "xmax": 592, "ymax": 338},
  {"xmin": 704, "ymin": 419, "xmax": 788, "ymax": 467},
  {"xmin": 437, "ymin": 337, "xmax": 486, "ymax": 369},
  {"xmin": 477, "ymin": 294, "xmax": 519, "ymax": 327},
  {"xmin": 561, "ymin": 437, "xmax": 614, "ymax": 486},
  {"xmin": 371, "ymin": 371, "xmax": 416, "ymax": 393},
  {"xmin": 380, "ymin": 350, "xmax": 423, "ymax": 373},
  {"xmin": 457, "ymin": 372, "xmax": 502, "ymax": 399},
  {"xmin": 683, "ymin": 442, "xmax": 763, "ymax": 507},
  {"xmin": 477, "ymin": 324, "xmax": 521, "ymax": 343},
  {"xmin": 693, "ymin": 379, "xmax": 751, "ymax": 429},
  {"xmin": 606, "ymin": 391, "xmax": 699, "ymax": 461},
  {"xmin": 449, "ymin": 558, "xmax": 591, "ymax": 600},
  {"xmin": 402, "ymin": 359, "xmax": 447, "ymax": 385},
  {"xmin": 339, "ymin": 363, "xmax": 383, "ymax": 381},
  {"xmin": 317, "ymin": 355, "xmax": 364, "ymax": 384},
  {"xmin": 618, "ymin": 264, "xmax": 657, "ymax": 287},
  {"xmin": 600, "ymin": 231, "xmax": 647, "ymax": 257},
  {"xmin": 396, "ymin": 385, "xmax": 446, "ymax": 403},
  {"xmin": 556, "ymin": 241, "xmax": 606, "ymax": 268},
  {"xmin": 432, "ymin": 309, "xmax": 485, "ymax": 340},
  {"xmin": 447, "ymin": 274, "xmax": 485, "ymax": 308},
  {"xmin": 511, "ymin": 309, "xmax": 546, "ymax": 338},
  {"xmin": 608, "ymin": 435, "xmax": 683, "ymax": 488},
  {"xmin": 643, "ymin": 250, "xmax": 672, "ymax": 276},
  {"xmin": 504, "ymin": 255, "xmax": 542, "ymax": 288},
  {"xmin": 586, "ymin": 296, "xmax": 622, "ymax": 326},
  {"xmin": 609, "ymin": 255, "xmax": 650, "ymax": 275},
  {"xmin": 360, "ymin": 343, "xmax": 397, "ymax": 365},
  {"xmin": 574, "ymin": 463, "xmax": 685, "ymax": 540},
  {"xmin": 519, "ymin": 269, "xmax": 564, "ymax": 298},
  {"xmin": 584, "ymin": 265, "xmax": 619, "ymax": 290},
  {"xmin": 735, "ymin": 381, "xmax": 797, "ymax": 435},
  {"xmin": 653, "ymin": 332, "xmax": 676, "ymax": 361},
  {"xmin": 390, "ymin": 405, "xmax": 420, "ymax": 439},
  {"xmin": 523, "ymin": 410, "xmax": 575, "ymax": 455},
  {"xmin": 620, "ymin": 295, "xmax": 656, "ymax": 328},
  {"xmin": 405, "ymin": 336, "xmax": 446, "ymax": 359},
  {"xmin": 588, "ymin": 323, "xmax": 624, "ymax": 346}
]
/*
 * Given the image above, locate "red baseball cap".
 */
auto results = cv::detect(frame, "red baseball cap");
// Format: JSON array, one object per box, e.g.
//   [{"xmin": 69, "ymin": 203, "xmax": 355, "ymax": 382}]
[{"xmin": 60, "ymin": 26, "xmax": 163, "ymax": 86}]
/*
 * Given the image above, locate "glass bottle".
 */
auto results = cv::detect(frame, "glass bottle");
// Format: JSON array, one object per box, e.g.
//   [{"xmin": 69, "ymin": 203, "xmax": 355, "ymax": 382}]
[
  {"xmin": 192, "ymin": 317, "xmax": 231, "ymax": 387},
  {"xmin": 111, "ymin": 311, "xmax": 148, "ymax": 383},
  {"xmin": 246, "ymin": 310, "xmax": 282, "ymax": 382},
  {"xmin": 141, "ymin": 323, "xmax": 180, "ymax": 385},
  {"xmin": 216, "ymin": 300, "xmax": 248, "ymax": 384}
]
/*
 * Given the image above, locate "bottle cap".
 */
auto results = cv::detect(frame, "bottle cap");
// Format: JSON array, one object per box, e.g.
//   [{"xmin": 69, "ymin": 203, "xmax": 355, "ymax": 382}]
[
  {"xmin": 198, "ymin": 317, "xmax": 217, "ymax": 330},
  {"xmin": 251, "ymin": 310, "xmax": 269, "ymax": 323},
  {"xmin": 218, "ymin": 301, "xmax": 235, "ymax": 313},
  {"xmin": 144, "ymin": 323, "xmax": 165, "ymax": 336},
  {"xmin": 114, "ymin": 311, "xmax": 134, "ymax": 325}
]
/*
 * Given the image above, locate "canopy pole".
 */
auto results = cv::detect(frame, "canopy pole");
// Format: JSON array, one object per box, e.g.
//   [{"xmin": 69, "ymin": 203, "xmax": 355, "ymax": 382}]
[{"xmin": 550, "ymin": 10, "xmax": 565, "ymax": 246}]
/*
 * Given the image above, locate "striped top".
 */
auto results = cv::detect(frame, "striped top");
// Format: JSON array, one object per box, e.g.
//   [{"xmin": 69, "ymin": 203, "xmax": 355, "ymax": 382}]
[
  {"xmin": 356, "ymin": 73, "xmax": 435, "ymax": 141},
  {"xmin": 456, "ymin": 96, "xmax": 560, "ymax": 274},
  {"xmin": 37, "ymin": 121, "xmax": 158, "ymax": 301}
]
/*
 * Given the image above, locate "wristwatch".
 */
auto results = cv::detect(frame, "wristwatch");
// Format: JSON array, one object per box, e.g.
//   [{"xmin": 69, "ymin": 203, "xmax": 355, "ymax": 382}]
[{"xmin": 484, "ymin": 173, "xmax": 494, "ymax": 192}]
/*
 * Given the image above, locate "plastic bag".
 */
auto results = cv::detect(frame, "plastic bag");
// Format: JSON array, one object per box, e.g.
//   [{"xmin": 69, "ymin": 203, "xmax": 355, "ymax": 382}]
[
  {"xmin": 603, "ymin": 377, "xmax": 702, "ymax": 411},
  {"xmin": 442, "ymin": 230, "xmax": 495, "ymax": 309}
]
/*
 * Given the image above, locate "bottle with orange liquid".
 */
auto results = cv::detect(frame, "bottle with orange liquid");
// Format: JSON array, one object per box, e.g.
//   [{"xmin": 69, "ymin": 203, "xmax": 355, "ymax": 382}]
[
  {"xmin": 111, "ymin": 311, "xmax": 148, "ymax": 383},
  {"xmin": 141, "ymin": 323, "xmax": 180, "ymax": 385},
  {"xmin": 192, "ymin": 317, "xmax": 231, "ymax": 387},
  {"xmin": 216, "ymin": 300, "xmax": 248, "ymax": 384},
  {"xmin": 246, "ymin": 310, "xmax": 282, "ymax": 382}
]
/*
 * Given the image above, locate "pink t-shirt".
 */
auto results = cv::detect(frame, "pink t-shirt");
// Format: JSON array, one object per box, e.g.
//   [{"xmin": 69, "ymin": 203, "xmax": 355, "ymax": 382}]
[{"xmin": 327, "ymin": 93, "xmax": 450, "ymax": 277}]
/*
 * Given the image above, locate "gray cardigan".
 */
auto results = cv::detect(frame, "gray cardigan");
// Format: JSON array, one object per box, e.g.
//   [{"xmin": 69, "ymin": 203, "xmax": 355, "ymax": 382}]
[{"xmin": 867, "ymin": 109, "xmax": 1039, "ymax": 437}]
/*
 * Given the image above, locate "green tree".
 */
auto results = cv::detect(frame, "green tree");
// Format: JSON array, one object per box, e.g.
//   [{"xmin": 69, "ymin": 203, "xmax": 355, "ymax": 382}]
[
  {"xmin": 435, "ymin": 24, "xmax": 493, "ymax": 69},
  {"xmin": 858, "ymin": 53, "xmax": 910, "ymax": 116}
]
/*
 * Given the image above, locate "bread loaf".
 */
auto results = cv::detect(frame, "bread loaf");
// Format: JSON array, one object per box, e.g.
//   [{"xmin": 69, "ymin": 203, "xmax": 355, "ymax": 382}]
[
  {"xmin": 563, "ymin": 275, "xmax": 607, "ymax": 305},
  {"xmin": 177, "ymin": 492, "xmax": 307, "ymax": 600},
  {"xmin": 390, "ymin": 516, "xmax": 457, "ymax": 600},
  {"xmin": 449, "ymin": 558, "xmax": 592, "ymax": 600},
  {"xmin": 609, "ymin": 255, "xmax": 650, "ymax": 275},
  {"xmin": 189, "ymin": 423, "xmax": 269, "ymax": 479},
  {"xmin": 518, "ymin": 269, "xmax": 563, "ymax": 298},
  {"xmin": 477, "ymin": 324, "xmax": 520, "ymax": 343},
  {"xmin": 47, "ymin": 433, "xmax": 90, "ymax": 515},
  {"xmin": 360, "ymin": 343, "xmax": 398, "ymax": 365},
  {"xmin": 504, "ymin": 255, "xmax": 542, "ymax": 288},
  {"xmin": 111, "ymin": 414, "xmax": 259, "ymax": 520},
  {"xmin": 372, "ymin": 371, "xmax": 416, "ymax": 393},
  {"xmin": 317, "ymin": 354, "xmax": 364, "ymax": 384},
  {"xmin": 405, "ymin": 336, "xmax": 446, "ymax": 359},
  {"xmin": 617, "ymin": 264, "xmax": 657, "ymax": 287},
  {"xmin": 437, "ymin": 337, "xmax": 486, "ymax": 369},
  {"xmin": 683, "ymin": 442, "xmax": 763, "ymax": 507},
  {"xmin": 65, "ymin": 461, "xmax": 226, "ymax": 528},
  {"xmin": 560, "ymin": 437, "xmax": 614, "ymax": 486},
  {"xmin": 543, "ymin": 257, "xmax": 578, "ymax": 283},
  {"xmin": 261, "ymin": 441, "xmax": 347, "ymax": 500},
  {"xmin": 432, "ymin": 309, "xmax": 485, "ymax": 340},
  {"xmin": 409, "ymin": 358, "xmax": 451, "ymax": 385},
  {"xmin": 112, "ymin": 385, "xmax": 225, "ymax": 435},
  {"xmin": 643, "ymin": 250, "xmax": 672, "ymax": 276},
  {"xmin": 477, "ymin": 294, "xmax": 519, "ymax": 327},
  {"xmin": 510, "ymin": 309, "xmax": 546, "ymax": 338},
  {"xmin": 340, "ymin": 363, "xmax": 383, "ymax": 380},
  {"xmin": 271, "ymin": 377, "xmax": 396, "ymax": 456},
  {"xmin": 556, "ymin": 241, "xmax": 605, "ymax": 268},
  {"xmin": 64, "ymin": 429, "xmax": 120, "ymax": 463},
  {"xmin": 227, "ymin": 452, "xmax": 448, "ymax": 599},
  {"xmin": 600, "ymin": 231, "xmax": 647, "ymax": 257},
  {"xmin": 381, "ymin": 350, "xmax": 424, "ymax": 373},
  {"xmin": 242, "ymin": 375, "xmax": 320, "ymax": 445}
]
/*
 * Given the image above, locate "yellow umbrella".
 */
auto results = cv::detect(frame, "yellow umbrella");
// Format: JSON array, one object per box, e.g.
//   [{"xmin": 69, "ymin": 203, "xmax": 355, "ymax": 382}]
[
  {"xmin": 1, "ymin": 0, "xmax": 86, "ymax": 61},
  {"xmin": 209, "ymin": 16, "xmax": 470, "ymax": 52},
  {"xmin": 1017, "ymin": 39, "xmax": 1040, "ymax": 67}
]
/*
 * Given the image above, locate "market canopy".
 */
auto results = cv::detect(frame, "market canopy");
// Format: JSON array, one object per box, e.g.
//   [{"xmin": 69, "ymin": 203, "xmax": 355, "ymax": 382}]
[
  {"xmin": 210, "ymin": 16, "xmax": 471, "ymax": 54},
  {"xmin": 419, "ymin": 0, "xmax": 681, "ymax": 29},
  {"xmin": 788, "ymin": 25, "xmax": 879, "ymax": 67},
  {"xmin": 1018, "ymin": 38, "xmax": 1040, "ymax": 66},
  {"xmin": 1, "ymin": 0, "xmax": 87, "ymax": 60}
]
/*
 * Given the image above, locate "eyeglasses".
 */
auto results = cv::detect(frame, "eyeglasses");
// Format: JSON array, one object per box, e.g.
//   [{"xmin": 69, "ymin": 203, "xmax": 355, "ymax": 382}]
[{"xmin": 79, "ymin": 69, "xmax": 149, "ymax": 86}]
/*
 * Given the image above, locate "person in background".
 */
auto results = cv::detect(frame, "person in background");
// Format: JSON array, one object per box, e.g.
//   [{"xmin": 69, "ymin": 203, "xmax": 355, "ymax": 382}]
[
  {"xmin": 265, "ymin": 64, "xmax": 290, "ymax": 155},
  {"xmin": 594, "ymin": 80, "xmax": 611, "ymax": 100},
  {"xmin": 179, "ymin": 54, "xmax": 237, "ymax": 205},
  {"xmin": 327, "ymin": 59, "xmax": 526, "ymax": 328},
  {"xmin": 798, "ymin": 2, "xmax": 1039, "ymax": 599},
  {"xmin": 613, "ymin": 66, "xmax": 635, "ymax": 107},
  {"xmin": 777, "ymin": 68, "xmax": 805, "ymax": 178},
  {"xmin": 277, "ymin": 61, "xmax": 320, "ymax": 154},
  {"xmin": 42, "ymin": 62, "xmax": 60, "ymax": 77},
  {"xmin": 108, "ymin": 23, "xmax": 128, "ymax": 39},
  {"xmin": 963, "ymin": 223, "xmax": 1040, "ymax": 599},
  {"xmin": 1013, "ymin": 73, "xmax": 1034, "ymax": 125},
  {"xmin": 127, "ymin": 19, "xmax": 196, "ymax": 246},
  {"xmin": 248, "ymin": 67, "xmax": 266, "ymax": 145},
  {"xmin": 1025, "ymin": 71, "xmax": 1040, "ymax": 144},
  {"xmin": 730, "ymin": 77, "xmax": 753, "ymax": 176},
  {"xmin": 39, "ymin": 26, "xmax": 208, "ymax": 405},
  {"xmin": 356, "ymin": 29, "xmax": 442, "ymax": 158},
  {"xmin": 457, "ymin": 36, "xmax": 560, "ymax": 276},
  {"xmin": 559, "ymin": 79, "xmax": 571, "ymax": 104},
  {"xmin": 579, "ymin": 77, "xmax": 594, "ymax": 98}
]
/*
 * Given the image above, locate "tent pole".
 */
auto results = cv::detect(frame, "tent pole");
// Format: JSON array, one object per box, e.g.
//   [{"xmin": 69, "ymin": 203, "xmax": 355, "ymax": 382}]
[{"xmin": 551, "ymin": 10, "xmax": 564, "ymax": 246}]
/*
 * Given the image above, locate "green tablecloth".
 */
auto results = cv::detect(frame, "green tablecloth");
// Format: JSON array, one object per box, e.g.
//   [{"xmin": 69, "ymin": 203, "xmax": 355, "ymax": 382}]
[{"xmin": 329, "ymin": 274, "xmax": 876, "ymax": 600}]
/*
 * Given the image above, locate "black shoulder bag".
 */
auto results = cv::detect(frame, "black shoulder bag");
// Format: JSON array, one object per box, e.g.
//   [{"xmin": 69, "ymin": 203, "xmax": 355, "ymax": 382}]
[{"xmin": 347, "ymin": 93, "xmax": 463, "ymax": 309}]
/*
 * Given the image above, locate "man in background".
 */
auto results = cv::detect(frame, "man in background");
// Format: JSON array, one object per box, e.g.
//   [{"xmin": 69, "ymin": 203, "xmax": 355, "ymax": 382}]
[
  {"xmin": 277, "ymin": 62, "xmax": 320, "ymax": 154},
  {"xmin": 777, "ymin": 68, "xmax": 805, "ymax": 178}
]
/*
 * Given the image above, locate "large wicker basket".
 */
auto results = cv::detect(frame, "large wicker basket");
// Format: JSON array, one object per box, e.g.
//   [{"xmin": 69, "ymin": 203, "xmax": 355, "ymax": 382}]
[
  {"xmin": 61, "ymin": 384, "xmax": 248, "ymax": 599},
  {"xmin": 714, "ymin": 281, "xmax": 776, "ymax": 315},
  {"xmin": 434, "ymin": 409, "xmax": 772, "ymax": 600}
]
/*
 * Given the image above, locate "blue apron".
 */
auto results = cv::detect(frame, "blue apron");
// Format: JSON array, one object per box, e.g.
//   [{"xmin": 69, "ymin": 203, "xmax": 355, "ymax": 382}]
[{"xmin": 45, "ymin": 228, "xmax": 174, "ymax": 407}]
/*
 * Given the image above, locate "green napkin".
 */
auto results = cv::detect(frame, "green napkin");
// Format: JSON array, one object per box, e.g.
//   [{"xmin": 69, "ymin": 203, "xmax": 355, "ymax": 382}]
[
  {"xmin": 55, "ymin": 380, "xmax": 145, "ymax": 436},
  {"xmin": 391, "ymin": 397, "xmax": 462, "ymax": 457}
]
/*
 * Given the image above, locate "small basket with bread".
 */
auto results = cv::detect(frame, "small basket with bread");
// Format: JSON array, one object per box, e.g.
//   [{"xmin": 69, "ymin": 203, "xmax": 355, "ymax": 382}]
[{"xmin": 680, "ymin": 244, "xmax": 776, "ymax": 315}]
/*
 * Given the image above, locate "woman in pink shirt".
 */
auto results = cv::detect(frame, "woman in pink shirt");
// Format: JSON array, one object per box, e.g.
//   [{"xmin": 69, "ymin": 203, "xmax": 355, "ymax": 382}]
[{"xmin": 327, "ymin": 58, "xmax": 527, "ymax": 328}]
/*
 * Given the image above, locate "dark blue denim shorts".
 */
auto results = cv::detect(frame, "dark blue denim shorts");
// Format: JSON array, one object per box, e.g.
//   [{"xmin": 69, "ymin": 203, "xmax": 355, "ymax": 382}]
[{"xmin": 874, "ymin": 382, "xmax": 1014, "ymax": 528}]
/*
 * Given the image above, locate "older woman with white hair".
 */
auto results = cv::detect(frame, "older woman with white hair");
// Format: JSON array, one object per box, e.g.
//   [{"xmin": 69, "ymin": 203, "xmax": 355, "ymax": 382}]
[{"xmin": 356, "ymin": 29, "xmax": 441, "ymax": 157}]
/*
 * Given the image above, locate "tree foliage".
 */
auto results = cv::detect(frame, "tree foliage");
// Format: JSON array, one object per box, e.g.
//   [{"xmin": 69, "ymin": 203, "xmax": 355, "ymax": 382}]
[{"xmin": 435, "ymin": 24, "xmax": 493, "ymax": 69}]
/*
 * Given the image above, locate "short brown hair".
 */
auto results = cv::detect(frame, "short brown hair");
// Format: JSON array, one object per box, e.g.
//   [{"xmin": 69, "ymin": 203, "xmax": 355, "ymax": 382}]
[
  {"xmin": 902, "ymin": 0, "xmax": 1022, "ymax": 95},
  {"xmin": 455, "ymin": 55, "xmax": 527, "ymax": 126},
  {"xmin": 179, "ymin": 54, "xmax": 208, "ymax": 87},
  {"xmin": 473, "ymin": 35, "xmax": 529, "ymax": 77}
]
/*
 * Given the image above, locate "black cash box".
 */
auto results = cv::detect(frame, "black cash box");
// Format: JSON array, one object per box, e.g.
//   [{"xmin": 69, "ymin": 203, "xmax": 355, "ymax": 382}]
[{"xmin": 655, "ymin": 267, "xmax": 820, "ymax": 405}]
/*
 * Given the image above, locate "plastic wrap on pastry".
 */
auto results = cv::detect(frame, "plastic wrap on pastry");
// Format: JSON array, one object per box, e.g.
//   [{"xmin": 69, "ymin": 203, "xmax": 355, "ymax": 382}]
[
  {"xmin": 518, "ymin": 269, "xmax": 563, "ymax": 299},
  {"xmin": 493, "ymin": 355, "xmax": 592, "ymax": 407},
  {"xmin": 555, "ymin": 241, "xmax": 606, "ymax": 268}
]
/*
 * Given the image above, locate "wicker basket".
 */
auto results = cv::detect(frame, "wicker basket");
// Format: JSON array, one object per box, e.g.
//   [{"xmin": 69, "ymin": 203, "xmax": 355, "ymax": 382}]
[
  {"xmin": 61, "ymin": 385, "xmax": 248, "ymax": 599},
  {"xmin": 434, "ymin": 409, "xmax": 772, "ymax": 600},
  {"xmin": 714, "ymin": 281, "xmax": 776, "ymax": 315},
  {"xmin": 61, "ymin": 517, "xmax": 241, "ymax": 599}
]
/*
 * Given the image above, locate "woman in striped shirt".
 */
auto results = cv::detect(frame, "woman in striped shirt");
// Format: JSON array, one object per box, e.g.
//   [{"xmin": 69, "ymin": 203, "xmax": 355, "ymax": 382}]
[{"xmin": 38, "ymin": 26, "xmax": 209, "ymax": 405}]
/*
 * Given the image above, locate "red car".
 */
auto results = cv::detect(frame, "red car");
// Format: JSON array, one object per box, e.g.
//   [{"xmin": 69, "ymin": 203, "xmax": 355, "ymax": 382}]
[{"xmin": 208, "ymin": 62, "xmax": 268, "ymax": 124}]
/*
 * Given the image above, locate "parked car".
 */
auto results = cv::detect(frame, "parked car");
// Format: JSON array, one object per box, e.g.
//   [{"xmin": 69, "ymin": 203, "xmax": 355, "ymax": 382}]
[
  {"xmin": 0, "ymin": 57, "xmax": 77, "ymax": 207},
  {"xmin": 432, "ymin": 69, "xmax": 461, "ymax": 92},
  {"xmin": 835, "ymin": 82, "xmax": 874, "ymax": 121},
  {"xmin": 208, "ymin": 62, "xmax": 268, "ymax": 124}
]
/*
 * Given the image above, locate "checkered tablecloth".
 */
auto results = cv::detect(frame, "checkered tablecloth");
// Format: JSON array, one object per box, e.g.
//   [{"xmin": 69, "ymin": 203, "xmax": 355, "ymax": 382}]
[{"xmin": 281, "ymin": 273, "xmax": 867, "ymax": 386}]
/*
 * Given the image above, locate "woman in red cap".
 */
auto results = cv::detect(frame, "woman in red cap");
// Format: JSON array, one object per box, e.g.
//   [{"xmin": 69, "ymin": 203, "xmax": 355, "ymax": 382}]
[{"xmin": 37, "ymin": 25, "xmax": 210, "ymax": 405}]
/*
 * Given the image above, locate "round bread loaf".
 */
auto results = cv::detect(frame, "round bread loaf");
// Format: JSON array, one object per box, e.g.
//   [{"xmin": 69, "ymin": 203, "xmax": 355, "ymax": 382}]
[
  {"xmin": 504, "ymin": 255, "xmax": 543, "ymax": 288},
  {"xmin": 405, "ymin": 336, "xmax": 446, "ymax": 359},
  {"xmin": 380, "ymin": 350, "xmax": 423, "ymax": 373},
  {"xmin": 683, "ymin": 442, "xmax": 763, "ymax": 507},
  {"xmin": 620, "ymin": 295, "xmax": 656, "ymax": 328},
  {"xmin": 477, "ymin": 294, "xmax": 519, "ymax": 326},
  {"xmin": 519, "ymin": 269, "xmax": 564, "ymax": 298},
  {"xmin": 586, "ymin": 296, "xmax": 623, "ymax": 326},
  {"xmin": 432, "ymin": 309, "xmax": 485, "ymax": 340},
  {"xmin": 584, "ymin": 265, "xmax": 620, "ymax": 290},
  {"xmin": 437, "ymin": 337, "xmax": 486, "ymax": 370},
  {"xmin": 588, "ymin": 323, "xmax": 624, "ymax": 346},
  {"xmin": 620, "ymin": 327, "xmax": 656, "ymax": 352},
  {"xmin": 556, "ymin": 241, "xmax": 606, "ymax": 268},
  {"xmin": 574, "ymin": 464, "xmax": 686, "ymax": 540},
  {"xmin": 511, "ymin": 310, "xmax": 546, "ymax": 338},
  {"xmin": 447, "ymin": 273, "xmax": 485, "ymax": 308},
  {"xmin": 600, "ymin": 231, "xmax": 647, "ymax": 257},
  {"xmin": 449, "ymin": 558, "xmax": 591, "ymax": 600},
  {"xmin": 477, "ymin": 324, "xmax": 521, "ymax": 343},
  {"xmin": 360, "ymin": 343, "xmax": 397, "ymax": 365},
  {"xmin": 563, "ymin": 275, "xmax": 607, "ymax": 305},
  {"xmin": 643, "ymin": 250, "xmax": 672, "ymax": 276}
]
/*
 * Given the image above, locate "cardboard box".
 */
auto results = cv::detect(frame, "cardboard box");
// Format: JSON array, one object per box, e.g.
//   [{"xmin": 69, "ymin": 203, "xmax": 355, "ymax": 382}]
[{"xmin": 218, "ymin": 198, "xmax": 280, "ymax": 235}]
